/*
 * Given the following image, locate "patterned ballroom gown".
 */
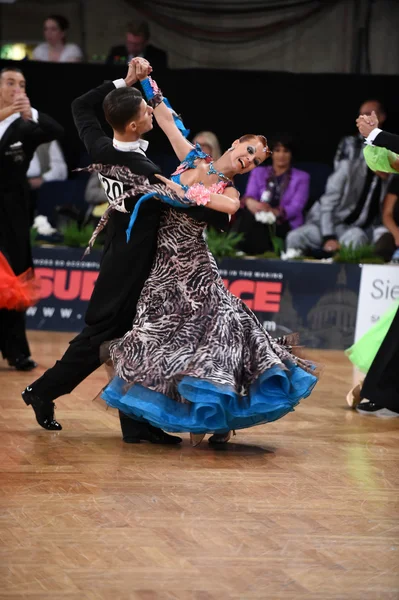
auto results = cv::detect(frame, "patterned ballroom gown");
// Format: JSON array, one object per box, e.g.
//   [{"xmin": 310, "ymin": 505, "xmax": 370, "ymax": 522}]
[{"xmin": 101, "ymin": 146, "xmax": 318, "ymax": 433}]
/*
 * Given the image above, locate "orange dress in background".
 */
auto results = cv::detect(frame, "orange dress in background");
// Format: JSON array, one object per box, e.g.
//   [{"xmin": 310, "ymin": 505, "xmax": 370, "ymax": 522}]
[{"xmin": 0, "ymin": 252, "xmax": 41, "ymax": 311}]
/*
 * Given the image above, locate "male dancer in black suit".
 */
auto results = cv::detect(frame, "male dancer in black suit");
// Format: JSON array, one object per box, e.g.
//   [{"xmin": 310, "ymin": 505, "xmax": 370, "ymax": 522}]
[
  {"xmin": 0, "ymin": 66, "xmax": 63, "ymax": 371},
  {"xmin": 22, "ymin": 60, "xmax": 182, "ymax": 443},
  {"xmin": 352, "ymin": 110, "xmax": 399, "ymax": 417}
]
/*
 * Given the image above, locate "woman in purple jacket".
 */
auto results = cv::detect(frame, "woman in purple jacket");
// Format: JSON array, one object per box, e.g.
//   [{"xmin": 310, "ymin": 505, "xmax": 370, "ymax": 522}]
[{"xmin": 233, "ymin": 134, "xmax": 310, "ymax": 255}]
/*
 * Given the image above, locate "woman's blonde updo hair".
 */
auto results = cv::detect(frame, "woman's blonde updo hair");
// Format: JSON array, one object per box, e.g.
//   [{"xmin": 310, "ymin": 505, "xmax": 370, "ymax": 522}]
[{"xmin": 192, "ymin": 131, "xmax": 222, "ymax": 160}]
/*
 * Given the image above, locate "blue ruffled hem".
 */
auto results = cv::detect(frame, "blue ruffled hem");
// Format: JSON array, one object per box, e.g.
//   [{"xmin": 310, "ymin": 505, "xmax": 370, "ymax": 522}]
[{"xmin": 101, "ymin": 364, "xmax": 317, "ymax": 433}]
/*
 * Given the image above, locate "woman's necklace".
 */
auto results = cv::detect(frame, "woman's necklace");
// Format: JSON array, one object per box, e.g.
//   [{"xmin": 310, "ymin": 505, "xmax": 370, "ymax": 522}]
[{"xmin": 207, "ymin": 162, "xmax": 232, "ymax": 183}]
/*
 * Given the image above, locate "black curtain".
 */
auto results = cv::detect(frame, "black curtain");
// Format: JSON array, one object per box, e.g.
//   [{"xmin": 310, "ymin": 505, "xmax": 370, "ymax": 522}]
[{"xmin": 2, "ymin": 59, "xmax": 398, "ymax": 171}]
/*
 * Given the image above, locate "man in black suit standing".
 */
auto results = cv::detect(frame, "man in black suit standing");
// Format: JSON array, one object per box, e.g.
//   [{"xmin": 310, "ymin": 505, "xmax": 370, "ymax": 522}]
[
  {"xmin": 106, "ymin": 21, "xmax": 167, "ymax": 71},
  {"xmin": 22, "ymin": 60, "xmax": 181, "ymax": 443},
  {"xmin": 0, "ymin": 67, "xmax": 63, "ymax": 372},
  {"xmin": 350, "ymin": 110, "xmax": 399, "ymax": 418}
]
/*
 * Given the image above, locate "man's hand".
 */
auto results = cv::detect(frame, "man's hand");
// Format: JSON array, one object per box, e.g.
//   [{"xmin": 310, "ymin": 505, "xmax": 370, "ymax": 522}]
[
  {"xmin": 124, "ymin": 60, "xmax": 138, "ymax": 86},
  {"xmin": 29, "ymin": 176, "xmax": 44, "ymax": 189},
  {"xmin": 13, "ymin": 93, "xmax": 32, "ymax": 119},
  {"xmin": 245, "ymin": 198, "xmax": 263, "ymax": 214},
  {"xmin": 323, "ymin": 239, "xmax": 340, "ymax": 253},
  {"xmin": 356, "ymin": 110, "xmax": 379, "ymax": 138}
]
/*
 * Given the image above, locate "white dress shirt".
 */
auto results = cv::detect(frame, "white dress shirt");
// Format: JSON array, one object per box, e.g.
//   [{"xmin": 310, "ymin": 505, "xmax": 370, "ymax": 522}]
[
  {"xmin": 27, "ymin": 140, "xmax": 68, "ymax": 180},
  {"xmin": 0, "ymin": 107, "xmax": 38, "ymax": 141},
  {"xmin": 365, "ymin": 128, "xmax": 383, "ymax": 146}
]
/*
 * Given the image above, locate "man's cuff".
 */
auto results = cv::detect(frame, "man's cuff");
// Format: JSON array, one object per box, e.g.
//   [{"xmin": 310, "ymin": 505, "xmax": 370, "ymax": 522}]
[
  {"xmin": 30, "ymin": 107, "xmax": 39, "ymax": 123},
  {"xmin": 322, "ymin": 235, "xmax": 337, "ymax": 243},
  {"xmin": 365, "ymin": 128, "xmax": 382, "ymax": 145},
  {"xmin": 113, "ymin": 79, "xmax": 127, "ymax": 89}
]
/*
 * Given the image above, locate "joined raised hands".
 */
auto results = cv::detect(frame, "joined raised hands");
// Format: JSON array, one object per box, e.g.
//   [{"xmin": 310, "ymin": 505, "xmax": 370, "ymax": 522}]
[
  {"xmin": 133, "ymin": 57, "xmax": 153, "ymax": 81},
  {"xmin": 356, "ymin": 110, "xmax": 379, "ymax": 138},
  {"xmin": 124, "ymin": 57, "xmax": 153, "ymax": 86}
]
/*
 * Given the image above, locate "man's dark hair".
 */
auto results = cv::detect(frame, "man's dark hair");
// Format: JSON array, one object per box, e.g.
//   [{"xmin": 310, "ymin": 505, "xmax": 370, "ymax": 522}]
[
  {"xmin": 103, "ymin": 87, "xmax": 143, "ymax": 132},
  {"xmin": 126, "ymin": 21, "xmax": 150, "ymax": 41},
  {"xmin": 360, "ymin": 98, "xmax": 386, "ymax": 115},
  {"xmin": 0, "ymin": 67, "xmax": 23, "ymax": 77},
  {"xmin": 269, "ymin": 133, "xmax": 296, "ymax": 154}
]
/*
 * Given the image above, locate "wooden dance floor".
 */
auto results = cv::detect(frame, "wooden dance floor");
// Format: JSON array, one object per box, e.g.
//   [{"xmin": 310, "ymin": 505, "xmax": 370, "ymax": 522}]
[{"xmin": 0, "ymin": 331, "xmax": 398, "ymax": 600}]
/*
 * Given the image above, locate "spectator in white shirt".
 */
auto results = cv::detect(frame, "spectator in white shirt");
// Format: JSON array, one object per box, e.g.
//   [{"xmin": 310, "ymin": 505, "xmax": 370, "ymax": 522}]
[
  {"xmin": 27, "ymin": 141, "xmax": 68, "ymax": 188},
  {"xmin": 27, "ymin": 141, "xmax": 68, "ymax": 222},
  {"xmin": 32, "ymin": 15, "xmax": 83, "ymax": 63}
]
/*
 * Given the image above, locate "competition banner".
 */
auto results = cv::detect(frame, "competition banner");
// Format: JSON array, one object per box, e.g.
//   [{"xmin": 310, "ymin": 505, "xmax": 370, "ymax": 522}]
[
  {"xmin": 354, "ymin": 264, "xmax": 399, "ymax": 342},
  {"xmin": 28, "ymin": 248, "xmax": 361, "ymax": 349}
]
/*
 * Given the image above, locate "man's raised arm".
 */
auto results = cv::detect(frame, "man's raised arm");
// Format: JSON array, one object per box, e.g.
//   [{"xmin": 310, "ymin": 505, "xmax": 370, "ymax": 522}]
[{"xmin": 71, "ymin": 63, "xmax": 138, "ymax": 159}]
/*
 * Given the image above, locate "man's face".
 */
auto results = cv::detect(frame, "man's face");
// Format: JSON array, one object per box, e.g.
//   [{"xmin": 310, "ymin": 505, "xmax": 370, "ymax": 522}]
[
  {"xmin": 359, "ymin": 101, "xmax": 386, "ymax": 126},
  {"xmin": 126, "ymin": 33, "xmax": 147, "ymax": 56},
  {"xmin": 0, "ymin": 70, "xmax": 26, "ymax": 107},
  {"xmin": 130, "ymin": 99, "xmax": 153, "ymax": 136}
]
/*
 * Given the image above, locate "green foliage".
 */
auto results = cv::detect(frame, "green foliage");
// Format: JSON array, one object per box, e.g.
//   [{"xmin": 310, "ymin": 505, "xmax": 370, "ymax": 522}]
[
  {"xmin": 257, "ymin": 251, "xmax": 280, "ymax": 259},
  {"xmin": 61, "ymin": 223, "xmax": 95, "ymax": 248},
  {"xmin": 206, "ymin": 228, "xmax": 245, "ymax": 259},
  {"xmin": 334, "ymin": 244, "xmax": 384, "ymax": 264},
  {"xmin": 30, "ymin": 227, "xmax": 38, "ymax": 246},
  {"xmin": 270, "ymin": 235, "xmax": 285, "ymax": 257}
]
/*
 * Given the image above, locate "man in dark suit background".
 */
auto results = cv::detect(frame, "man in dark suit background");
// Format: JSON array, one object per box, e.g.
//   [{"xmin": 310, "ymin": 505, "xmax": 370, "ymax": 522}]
[{"xmin": 106, "ymin": 21, "xmax": 167, "ymax": 71}]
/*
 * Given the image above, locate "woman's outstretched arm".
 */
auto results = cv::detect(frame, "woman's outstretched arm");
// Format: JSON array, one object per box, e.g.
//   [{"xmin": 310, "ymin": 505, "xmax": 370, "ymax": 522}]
[
  {"xmin": 151, "ymin": 98, "xmax": 193, "ymax": 161},
  {"xmin": 156, "ymin": 175, "xmax": 240, "ymax": 215},
  {"xmin": 135, "ymin": 61, "xmax": 193, "ymax": 161}
]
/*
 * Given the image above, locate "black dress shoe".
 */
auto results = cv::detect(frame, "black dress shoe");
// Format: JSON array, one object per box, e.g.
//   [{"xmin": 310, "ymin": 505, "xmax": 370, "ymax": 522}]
[
  {"xmin": 356, "ymin": 401, "xmax": 399, "ymax": 418},
  {"xmin": 123, "ymin": 424, "xmax": 182, "ymax": 445},
  {"xmin": 118, "ymin": 411, "xmax": 181, "ymax": 444},
  {"xmin": 9, "ymin": 357, "xmax": 38, "ymax": 371},
  {"xmin": 21, "ymin": 387, "xmax": 62, "ymax": 430}
]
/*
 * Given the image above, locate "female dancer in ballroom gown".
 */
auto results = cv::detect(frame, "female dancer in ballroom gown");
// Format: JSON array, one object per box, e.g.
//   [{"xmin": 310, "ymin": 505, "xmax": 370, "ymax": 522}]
[{"xmin": 93, "ymin": 62, "xmax": 318, "ymax": 446}]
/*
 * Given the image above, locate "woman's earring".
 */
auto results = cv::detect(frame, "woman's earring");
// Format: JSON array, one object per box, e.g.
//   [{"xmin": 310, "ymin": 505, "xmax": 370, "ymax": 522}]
[{"xmin": 228, "ymin": 147, "xmax": 233, "ymax": 151}]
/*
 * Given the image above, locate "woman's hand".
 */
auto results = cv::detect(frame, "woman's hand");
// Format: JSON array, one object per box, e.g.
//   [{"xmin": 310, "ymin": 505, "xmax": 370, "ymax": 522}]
[
  {"xmin": 133, "ymin": 57, "xmax": 153, "ymax": 81},
  {"xmin": 155, "ymin": 174, "xmax": 185, "ymax": 198},
  {"xmin": 245, "ymin": 198, "xmax": 263, "ymax": 215}
]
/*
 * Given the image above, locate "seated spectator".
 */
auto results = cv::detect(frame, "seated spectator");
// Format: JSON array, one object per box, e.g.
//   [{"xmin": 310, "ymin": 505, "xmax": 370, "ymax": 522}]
[
  {"xmin": 232, "ymin": 134, "xmax": 310, "ymax": 255},
  {"xmin": 27, "ymin": 140, "xmax": 68, "ymax": 222},
  {"xmin": 374, "ymin": 175, "xmax": 399, "ymax": 262},
  {"xmin": 32, "ymin": 15, "xmax": 83, "ymax": 63},
  {"xmin": 334, "ymin": 99, "xmax": 387, "ymax": 170},
  {"xmin": 82, "ymin": 172, "xmax": 108, "ymax": 227},
  {"xmin": 106, "ymin": 21, "xmax": 167, "ymax": 69},
  {"xmin": 192, "ymin": 131, "xmax": 221, "ymax": 159},
  {"xmin": 286, "ymin": 154, "xmax": 391, "ymax": 256}
]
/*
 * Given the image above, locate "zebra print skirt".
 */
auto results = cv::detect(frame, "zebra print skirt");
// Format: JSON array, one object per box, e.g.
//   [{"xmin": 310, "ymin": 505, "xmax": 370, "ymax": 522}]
[{"xmin": 101, "ymin": 207, "xmax": 318, "ymax": 433}]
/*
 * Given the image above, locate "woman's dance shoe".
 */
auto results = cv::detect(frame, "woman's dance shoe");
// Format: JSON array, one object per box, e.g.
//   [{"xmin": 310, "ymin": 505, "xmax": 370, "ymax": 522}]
[
  {"xmin": 346, "ymin": 382, "xmax": 363, "ymax": 409},
  {"xmin": 190, "ymin": 433, "xmax": 206, "ymax": 447}
]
